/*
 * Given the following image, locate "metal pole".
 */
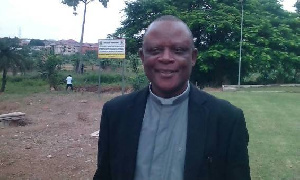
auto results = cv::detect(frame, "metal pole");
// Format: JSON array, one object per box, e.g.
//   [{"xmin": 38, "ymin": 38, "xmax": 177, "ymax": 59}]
[
  {"xmin": 122, "ymin": 58, "xmax": 125, "ymax": 95},
  {"xmin": 98, "ymin": 60, "xmax": 101, "ymax": 99},
  {"xmin": 238, "ymin": 0, "xmax": 244, "ymax": 87}
]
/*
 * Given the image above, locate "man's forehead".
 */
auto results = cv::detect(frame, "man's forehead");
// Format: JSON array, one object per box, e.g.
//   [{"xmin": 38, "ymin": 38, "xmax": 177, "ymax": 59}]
[
  {"xmin": 146, "ymin": 20, "xmax": 189, "ymax": 35},
  {"xmin": 143, "ymin": 20, "xmax": 193, "ymax": 47}
]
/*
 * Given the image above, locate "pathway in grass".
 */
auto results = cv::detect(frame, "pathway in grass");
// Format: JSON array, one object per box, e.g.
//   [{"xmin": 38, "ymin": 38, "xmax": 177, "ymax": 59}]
[{"xmin": 210, "ymin": 91, "xmax": 300, "ymax": 180}]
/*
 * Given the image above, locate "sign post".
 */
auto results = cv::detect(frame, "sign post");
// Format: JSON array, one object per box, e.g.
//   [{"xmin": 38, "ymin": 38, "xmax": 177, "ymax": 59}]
[{"xmin": 98, "ymin": 39, "xmax": 126, "ymax": 97}]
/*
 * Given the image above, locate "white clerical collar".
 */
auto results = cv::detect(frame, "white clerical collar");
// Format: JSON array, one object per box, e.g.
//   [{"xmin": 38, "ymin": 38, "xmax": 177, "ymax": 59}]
[{"xmin": 149, "ymin": 82, "xmax": 190, "ymax": 105}]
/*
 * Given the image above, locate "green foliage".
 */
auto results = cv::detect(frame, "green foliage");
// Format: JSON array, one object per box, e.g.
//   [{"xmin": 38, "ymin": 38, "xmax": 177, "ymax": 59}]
[
  {"xmin": 83, "ymin": 50, "xmax": 98, "ymax": 63},
  {"xmin": 83, "ymin": 73, "xmax": 122, "ymax": 84},
  {"xmin": 295, "ymin": 1, "xmax": 300, "ymax": 13},
  {"xmin": 0, "ymin": 37, "xmax": 23, "ymax": 71},
  {"xmin": 65, "ymin": 50, "xmax": 98, "ymax": 70},
  {"xmin": 61, "ymin": 71, "xmax": 123, "ymax": 86},
  {"xmin": 62, "ymin": 0, "xmax": 109, "ymax": 12},
  {"xmin": 127, "ymin": 53, "xmax": 141, "ymax": 73},
  {"xmin": 28, "ymin": 39, "xmax": 45, "ymax": 46},
  {"xmin": 0, "ymin": 37, "xmax": 31, "ymax": 92},
  {"xmin": 9, "ymin": 76, "xmax": 23, "ymax": 83},
  {"xmin": 114, "ymin": 0, "xmax": 300, "ymax": 85},
  {"xmin": 0, "ymin": 75, "xmax": 48, "ymax": 95},
  {"xmin": 123, "ymin": 53, "xmax": 147, "ymax": 91},
  {"xmin": 129, "ymin": 73, "xmax": 149, "ymax": 91},
  {"xmin": 37, "ymin": 55, "xmax": 63, "ymax": 89}
]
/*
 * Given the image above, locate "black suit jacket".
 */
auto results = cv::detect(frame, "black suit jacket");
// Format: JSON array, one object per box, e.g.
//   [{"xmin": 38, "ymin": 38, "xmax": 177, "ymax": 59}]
[{"xmin": 94, "ymin": 85, "xmax": 251, "ymax": 180}]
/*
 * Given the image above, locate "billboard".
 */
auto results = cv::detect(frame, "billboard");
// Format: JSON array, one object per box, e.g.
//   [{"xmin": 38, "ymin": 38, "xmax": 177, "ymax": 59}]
[{"xmin": 98, "ymin": 39, "xmax": 126, "ymax": 59}]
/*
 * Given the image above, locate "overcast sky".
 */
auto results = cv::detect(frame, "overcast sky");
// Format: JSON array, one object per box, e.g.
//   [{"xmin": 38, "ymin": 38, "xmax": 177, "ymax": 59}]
[{"xmin": 0, "ymin": 0, "xmax": 297, "ymax": 43}]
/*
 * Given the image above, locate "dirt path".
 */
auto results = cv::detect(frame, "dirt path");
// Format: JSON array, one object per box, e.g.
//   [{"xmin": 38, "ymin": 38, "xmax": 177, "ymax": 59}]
[{"xmin": 0, "ymin": 92, "xmax": 119, "ymax": 180}]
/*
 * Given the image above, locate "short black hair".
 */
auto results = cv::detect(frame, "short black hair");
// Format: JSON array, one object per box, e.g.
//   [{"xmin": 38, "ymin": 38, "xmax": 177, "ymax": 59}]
[
  {"xmin": 143, "ymin": 15, "xmax": 194, "ymax": 47},
  {"xmin": 153, "ymin": 15, "xmax": 182, "ymax": 22}
]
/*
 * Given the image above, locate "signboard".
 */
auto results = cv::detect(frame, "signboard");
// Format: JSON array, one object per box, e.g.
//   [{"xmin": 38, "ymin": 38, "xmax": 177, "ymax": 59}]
[{"xmin": 98, "ymin": 39, "xmax": 126, "ymax": 59}]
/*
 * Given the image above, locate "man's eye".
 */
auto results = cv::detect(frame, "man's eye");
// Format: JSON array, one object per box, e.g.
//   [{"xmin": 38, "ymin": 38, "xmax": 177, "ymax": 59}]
[
  {"xmin": 149, "ymin": 48, "xmax": 161, "ymax": 54},
  {"xmin": 174, "ymin": 48, "xmax": 185, "ymax": 54}
]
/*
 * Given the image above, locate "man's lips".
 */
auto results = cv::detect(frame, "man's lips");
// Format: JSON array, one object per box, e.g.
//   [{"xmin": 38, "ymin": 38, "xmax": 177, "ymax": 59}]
[{"xmin": 155, "ymin": 69, "xmax": 178, "ymax": 77}]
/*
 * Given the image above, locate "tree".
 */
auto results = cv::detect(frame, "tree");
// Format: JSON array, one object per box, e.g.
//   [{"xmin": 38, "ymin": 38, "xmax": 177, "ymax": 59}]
[
  {"xmin": 37, "ymin": 55, "xmax": 62, "ymax": 90},
  {"xmin": 29, "ymin": 39, "xmax": 45, "ymax": 46},
  {"xmin": 0, "ymin": 37, "xmax": 29, "ymax": 92},
  {"xmin": 114, "ymin": 0, "xmax": 300, "ymax": 85},
  {"xmin": 295, "ymin": 0, "xmax": 300, "ymax": 13},
  {"xmin": 62, "ymin": 0, "xmax": 109, "ymax": 73}
]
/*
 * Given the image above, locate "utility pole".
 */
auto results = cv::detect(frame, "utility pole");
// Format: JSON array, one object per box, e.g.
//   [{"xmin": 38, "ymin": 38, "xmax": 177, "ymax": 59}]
[
  {"xmin": 238, "ymin": 0, "xmax": 244, "ymax": 87},
  {"xmin": 78, "ymin": 1, "xmax": 88, "ymax": 74}
]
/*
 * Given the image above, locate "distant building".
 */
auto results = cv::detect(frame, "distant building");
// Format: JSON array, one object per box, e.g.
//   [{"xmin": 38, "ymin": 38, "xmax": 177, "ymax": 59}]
[
  {"xmin": 20, "ymin": 38, "xmax": 98, "ymax": 55},
  {"xmin": 81, "ymin": 43, "xmax": 98, "ymax": 54},
  {"xmin": 19, "ymin": 39, "xmax": 30, "ymax": 46},
  {"xmin": 51, "ymin": 44, "xmax": 79, "ymax": 55}
]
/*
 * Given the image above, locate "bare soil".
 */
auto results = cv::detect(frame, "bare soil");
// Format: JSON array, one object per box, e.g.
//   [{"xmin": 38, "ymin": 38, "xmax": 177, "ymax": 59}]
[
  {"xmin": 0, "ymin": 87, "xmax": 220, "ymax": 180},
  {"xmin": 0, "ymin": 91, "xmax": 120, "ymax": 180}
]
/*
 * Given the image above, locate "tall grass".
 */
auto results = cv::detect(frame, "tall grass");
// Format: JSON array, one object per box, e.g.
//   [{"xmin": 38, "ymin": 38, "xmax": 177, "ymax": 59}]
[
  {"xmin": 2, "ymin": 75, "xmax": 48, "ymax": 94},
  {"xmin": 59, "ymin": 71, "xmax": 123, "ymax": 86}
]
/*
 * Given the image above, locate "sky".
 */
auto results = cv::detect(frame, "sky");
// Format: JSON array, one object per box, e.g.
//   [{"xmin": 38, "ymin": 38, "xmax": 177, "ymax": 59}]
[{"xmin": 0, "ymin": 0, "xmax": 297, "ymax": 43}]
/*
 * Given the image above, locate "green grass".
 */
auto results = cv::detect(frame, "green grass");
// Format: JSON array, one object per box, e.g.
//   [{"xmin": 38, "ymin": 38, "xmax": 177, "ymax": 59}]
[
  {"xmin": 209, "ymin": 91, "xmax": 300, "ymax": 180},
  {"xmin": 60, "ymin": 71, "xmax": 124, "ymax": 86},
  {"xmin": 0, "ymin": 78, "xmax": 49, "ymax": 102},
  {"xmin": 2, "ymin": 78, "xmax": 49, "ymax": 94}
]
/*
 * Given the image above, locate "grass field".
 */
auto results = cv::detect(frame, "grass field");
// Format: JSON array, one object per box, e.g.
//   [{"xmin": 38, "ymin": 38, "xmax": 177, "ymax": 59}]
[{"xmin": 210, "ymin": 91, "xmax": 300, "ymax": 180}]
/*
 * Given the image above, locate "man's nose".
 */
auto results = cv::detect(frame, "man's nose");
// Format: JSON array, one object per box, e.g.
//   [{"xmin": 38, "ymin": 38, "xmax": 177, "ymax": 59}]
[{"xmin": 159, "ymin": 49, "xmax": 174, "ymax": 63}]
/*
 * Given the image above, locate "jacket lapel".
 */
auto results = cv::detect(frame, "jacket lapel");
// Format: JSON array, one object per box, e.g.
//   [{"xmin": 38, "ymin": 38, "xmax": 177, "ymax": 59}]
[
  {"xmin": 184, "ymin": 85, "xmax": 209, "ymax": 180},
  {"xmin": 125, "ymin": 88, "xmax": 149, "ymax": 180}
]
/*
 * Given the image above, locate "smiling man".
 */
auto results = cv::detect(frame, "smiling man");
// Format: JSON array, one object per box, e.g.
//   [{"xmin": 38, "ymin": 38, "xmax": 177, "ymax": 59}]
[
  {"xmin": 140, "ymin": 17, "xmax": 197, "ymax": 98},
  {"xmin": 94, "ymin": 15, "xmax": 250, "ymax": 180}
]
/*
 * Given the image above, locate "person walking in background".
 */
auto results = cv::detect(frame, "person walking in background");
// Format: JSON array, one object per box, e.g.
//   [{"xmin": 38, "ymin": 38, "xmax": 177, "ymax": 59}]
[
  {"xmin": 81, "ymin": 64, "xmax": 84, "ymax": 74},
  {"xmin": 94, "ymin": 15, "xmax": 250, "ymax": 180},
  {"xmin": 66, "ymin": 75, "xmax": 73, "ymax": 91}
]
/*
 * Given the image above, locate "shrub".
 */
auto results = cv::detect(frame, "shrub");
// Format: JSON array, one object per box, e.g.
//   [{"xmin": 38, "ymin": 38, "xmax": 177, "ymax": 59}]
[
  {"xmin": 81, "ymin": 73, "xmax": 123, "ymax": 85},
  {"xmin": 129, "ymin": 73, "xmax": 149, "ymax": 91},
  {"xmin": 9, "ymin": 76, "xmax": 23, "ymax": 82}
]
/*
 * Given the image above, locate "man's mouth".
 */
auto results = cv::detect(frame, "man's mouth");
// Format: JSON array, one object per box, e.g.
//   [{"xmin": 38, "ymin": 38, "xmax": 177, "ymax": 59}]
[{"xmin": 156, "ymin": 69, "xmax": 178, "ymax": 76}]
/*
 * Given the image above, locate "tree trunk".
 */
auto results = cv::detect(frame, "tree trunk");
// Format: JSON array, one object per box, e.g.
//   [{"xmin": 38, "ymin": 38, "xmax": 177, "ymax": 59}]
[
  {"xmin": 12, "ymin": 66, "xmax": 17, "ymax": 76},
  {"xmin": 1, "ymin": 68, "xmax": 8, "ymax": 92},
  {"xmin": 77, "ymin": 1, "xmax": 88, "ymax": 73}
]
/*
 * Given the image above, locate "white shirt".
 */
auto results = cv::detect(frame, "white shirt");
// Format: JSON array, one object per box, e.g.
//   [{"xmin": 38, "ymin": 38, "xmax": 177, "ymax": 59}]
[{"xmin": 66, "ymin": 76, "xmax": 72, "ymax": 84}]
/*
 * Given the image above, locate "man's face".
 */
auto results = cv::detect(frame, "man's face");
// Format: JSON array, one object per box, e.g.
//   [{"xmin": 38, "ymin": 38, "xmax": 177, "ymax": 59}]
[{"xmin": 139, "ymin": 20, "xmax": 197, "ymax": 98}]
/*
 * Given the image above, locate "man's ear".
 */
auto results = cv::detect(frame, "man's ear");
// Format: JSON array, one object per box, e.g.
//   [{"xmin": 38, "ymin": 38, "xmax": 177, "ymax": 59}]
[
  {"xmin": 138, "ymin": 48, "xmax": 144, "ymax": 63},
  {"xmin": 191, "ymin": 48, "xmax": 198, "ymax": 66}
]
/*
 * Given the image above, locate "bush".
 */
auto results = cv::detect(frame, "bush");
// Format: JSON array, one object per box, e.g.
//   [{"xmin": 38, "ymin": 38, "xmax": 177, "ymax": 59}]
[
  {"xmin": 9, "ymin": 76, "xmax": 23, "ymax": 82},
  {"xmin": 129, "ymin": 73, "xmax": 149, "ymax": 91},
  {"xmin": 49, "ymin": 73, "xmax": 65, "ymax": 89},
  {"xmin": 79, "ymin": 73, "xmax": 123, "ymax": 85}
]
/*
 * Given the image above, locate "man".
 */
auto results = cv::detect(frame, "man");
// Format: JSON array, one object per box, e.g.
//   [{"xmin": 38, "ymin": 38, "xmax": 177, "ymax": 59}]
[
  {"xmin": 66, "ymin": 75, "xmax": 73, "ymax": 91},
  {"xmin": 81, "ymin": 64, "xmax": 84, "ymax": 74},
  {"xmin": 94, "ymin": 15, "xmax": 250, "ymax": 180}
]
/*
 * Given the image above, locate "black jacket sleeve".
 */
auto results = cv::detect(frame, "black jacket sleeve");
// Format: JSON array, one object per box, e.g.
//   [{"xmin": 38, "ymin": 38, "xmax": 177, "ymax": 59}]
[
  {"xmin": 93, "ymin": 103, "xmax": 112, "ymax": 180},
  {"xmin": 226, "ymin": 109, "xmax": 251, "ymax": 180}
]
